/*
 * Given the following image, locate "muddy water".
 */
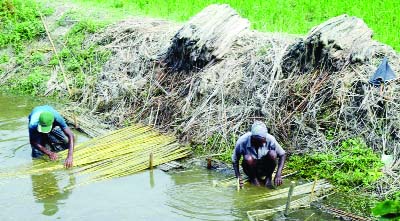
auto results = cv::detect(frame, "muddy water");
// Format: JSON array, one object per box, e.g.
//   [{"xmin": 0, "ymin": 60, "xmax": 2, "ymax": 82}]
[{"xmin": 0, "ymin": 94, "xmax": 339, "ymax": 220}]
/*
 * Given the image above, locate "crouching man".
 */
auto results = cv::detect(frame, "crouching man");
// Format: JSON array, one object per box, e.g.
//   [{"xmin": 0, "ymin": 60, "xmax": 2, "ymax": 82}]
[
  {"xmin": 28, "ymin": 105, "xmax": 75, "ymax": 168},
  {"xmin": 232, "ymin": 121, "xmax": 286, "ymax": 188}
]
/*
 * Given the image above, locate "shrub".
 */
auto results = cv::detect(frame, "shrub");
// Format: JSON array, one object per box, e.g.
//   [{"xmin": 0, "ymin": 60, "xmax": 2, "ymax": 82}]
[
  {"xmin": 0, "ymin": 0, "xmax": 53, "ymax": 53},
  {"xmin": 372, "ymin": 197, "xmax": 400, "ymax": 220},
  {"xmin": 287, "ymin": 138, "xmax": 383, "ymax": 188},
  {"xmin": 10, "ymin": 69, "xmax": 49, "ymax": 95},
  {"xmin": 49, "ymin": 19, "xmax": 110, "ymax": 90}
]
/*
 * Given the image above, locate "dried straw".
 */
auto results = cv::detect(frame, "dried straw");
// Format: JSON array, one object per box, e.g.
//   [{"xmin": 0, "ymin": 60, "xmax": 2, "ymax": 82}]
[{"xmin": 34, "ymin": 7, "xmax": 400, "ymax": 197}]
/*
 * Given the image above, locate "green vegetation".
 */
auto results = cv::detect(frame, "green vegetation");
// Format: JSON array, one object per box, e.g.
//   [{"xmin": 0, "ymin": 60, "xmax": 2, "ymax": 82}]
[
  {"xmin": 0, "ymin": 54, "xmax": 9, "ymax": 64},
  {"xmin": 287, "ymin": 137, "xmax": 383, "ymax": 189},
  {"xmin": 72, "ymin": 0, "xmax": 399, "ymax": 51},
  {"xmin": 9, "ymin": 68, "xmax": 49, "ymax": 95},
  {"xmin": 0, "ymin": 1, "xmax": 111, "ymax": 97},
  {"xmin": 372, "ymin": 193, "xmax": 400, "ymax": 220},
  {"xmin": 50, "ymin": 18, "xmax": 110, "ymax": 90},
  {"xmin": 0, "ymin": 0, "xmax": 53, "ymax": 53}
]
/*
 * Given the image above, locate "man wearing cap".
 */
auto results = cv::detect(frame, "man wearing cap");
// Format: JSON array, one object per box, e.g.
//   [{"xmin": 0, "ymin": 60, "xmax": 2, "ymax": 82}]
[
  {"xmin": 232, "ymin": 121, "xmax": 286, "ymax": 188},
  {"xmin": 28, "ymin": 105, "xmax": 74, "ymax": 168}
]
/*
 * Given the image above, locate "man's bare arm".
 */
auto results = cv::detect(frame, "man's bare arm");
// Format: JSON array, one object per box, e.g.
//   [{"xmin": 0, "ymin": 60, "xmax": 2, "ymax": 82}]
[
  {"xmin": 62, "ymin": 127, "xmax": 75, "ymax": 168},
  {"xmin": 274, "ymin": 154, "xmax": 286, "ymax": 186},
  {"xmin": 31, "ymin": 141, "xmax": 58, "ymax": 161}
]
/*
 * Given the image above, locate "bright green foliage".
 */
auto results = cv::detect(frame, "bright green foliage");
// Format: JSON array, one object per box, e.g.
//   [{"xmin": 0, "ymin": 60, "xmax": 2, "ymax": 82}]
[
  {"xmin": 9, "ymin": 69, "xmax": 49, "ymax": 95},
  {"xmin": 287, "ymin": 138, "xmax": 383, "ymax": 188},
  {"xmin": 325, "ymin": 128, "xmax": 335, "ymax": 141},
  {"xmin": 0, "ymin": 0, "xmax": 53, "ymax": 53},
  {"xmin": 1, "ymin": 5, "xmax": 111, "ymax": 97},
  {"xmin": 50, "ymin": 19, "xmax": 110, "ymax": 89},
  {"xmin": 73, "ymin": 0, "xmax": 399, "ymax": 51},
  {"xmin": 0, "ymin": 54, "xmax": 9, "ymax": 64},
  {"xmin": 30, "ymin": 51, "xmax": 45, "ymax": 65},
  {"xmin": 372, "ymin": 199, "xmax": 400, "ymax": 220}
]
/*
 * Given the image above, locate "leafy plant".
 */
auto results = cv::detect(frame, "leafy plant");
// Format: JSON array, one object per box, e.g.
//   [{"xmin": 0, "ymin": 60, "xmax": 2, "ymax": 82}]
[
  {"xmin": 0, "ymin": 0, "xmax": 53, "ymax": 53},
  {"xmin": 0, "ymin": 54, "xmax": 9, "ymax": 64},
  {"xmin": 9, "ymin": 69, "xmax": 49, "ymax": 95},
  {"xmin": 372, "ymin": 199, "xmax": 400, "ymax": 220},
  {"xmin": 287, "ymin": 137, "xmax": 383, "ymax": 189},
  {"xmin": 49, "ymin": 19, "xmax": 110, "ymax": 90},
  {"xmin": 30, "ymin": 51, "xmax": 45, "ymax": 65}
]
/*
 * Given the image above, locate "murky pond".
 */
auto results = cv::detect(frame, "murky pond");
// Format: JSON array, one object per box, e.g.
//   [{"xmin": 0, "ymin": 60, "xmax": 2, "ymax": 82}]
[{"xmin": 0, "ymin": 94, "xmax": 341, "ymax": 220}]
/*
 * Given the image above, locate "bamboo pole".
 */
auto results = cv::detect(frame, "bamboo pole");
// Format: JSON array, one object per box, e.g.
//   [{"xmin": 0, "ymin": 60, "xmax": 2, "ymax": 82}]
[
  {"xmin": 37, "ymin": 7, "xmax": 72, "ymax": 96},
  {"xmin": 284, "ymin": 181, "xmax": 296, "ymax": 216},
  {"xmin": 309, "ymin": 177, "xmax": 317, "ymax": 203},
  {"xmin": 149, "ymin": 152, "xmax": 154, "ymax": 170},
  {"xmin": 73, "ymin": 114, "xmax": 78, "ymax": 129},
  {"xmin": 207, "ymin": 157, "xmax": 212, "ymax": 169}
]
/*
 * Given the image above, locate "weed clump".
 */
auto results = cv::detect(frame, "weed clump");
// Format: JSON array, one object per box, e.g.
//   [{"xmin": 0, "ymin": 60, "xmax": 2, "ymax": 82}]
[
  {"xmin": 9, "ymin": 69, "xmax": 49, "ymax": 95},
  {"xmin": 287, "ymin": 138, "xmax": 383, "ymax": 189},
  {"xmin": 372, "ymin": 193, "xmax": 400, "ymax": 220},
  {"xmin": 49, "ymin": 19, "xmax": 110, "ymax": 91},
  {"xmin": 0, "ymin": 0, "xmax": 53, "ymax": 53}
]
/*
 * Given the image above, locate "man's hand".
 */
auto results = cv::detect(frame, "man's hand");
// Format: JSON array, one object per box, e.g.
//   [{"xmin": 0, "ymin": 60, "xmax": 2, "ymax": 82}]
[
  {"xmin": 274, "ymin": 174, "xmax": 283, "ymax": 186},
  {"xmin": 64, "ymin": 156, "xmax": 73, "ymax": 168},
  {"xmin": 238, "ymin": 177, "xmax": 244, "ymax": 188},
  {"xmin": 48, "ymin": 151, "xmax": 58, "ymax": 161}
]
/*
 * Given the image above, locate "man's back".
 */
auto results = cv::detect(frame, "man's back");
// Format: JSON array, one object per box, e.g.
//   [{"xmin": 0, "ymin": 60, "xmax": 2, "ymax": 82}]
[{"xmin": 29, "ymin": 105, "xmax": 67, "ymax": 130}]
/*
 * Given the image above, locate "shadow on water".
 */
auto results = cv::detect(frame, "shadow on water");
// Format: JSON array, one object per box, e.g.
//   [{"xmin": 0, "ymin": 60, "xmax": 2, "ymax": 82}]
[
  {"xmin": 31, "ymin": 170, "xmax": 76, "ymax": 216},
  {"xmin": 149, "ymin": 170, "xmax": 155, "ymax": 188}
]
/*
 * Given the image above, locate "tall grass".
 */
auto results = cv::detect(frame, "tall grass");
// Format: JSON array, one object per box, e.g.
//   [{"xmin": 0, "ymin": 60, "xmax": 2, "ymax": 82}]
[{"xmin": 70, "ymin": 0, "xmax": 399, "ymax": 51}]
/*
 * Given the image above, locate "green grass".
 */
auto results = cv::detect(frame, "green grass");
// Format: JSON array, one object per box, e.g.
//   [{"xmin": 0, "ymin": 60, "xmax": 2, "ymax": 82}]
[
  {"xmin": 49, "ymin": 19, "xmax": 110, "ymax": 91},
  {"xmin": 287, "ymin": 137, "xmax": 383, "ymax": 189},
  {"xmin": 0, "ymin": 0, "xmax": 53, "ymax": 53},
  {"xmin": 0, "ymin": 1, "xmax": 110, "ymax": 97},
  {"xmin": 69, "ymin": 0, "xmax": 399, "ymax": 51}
]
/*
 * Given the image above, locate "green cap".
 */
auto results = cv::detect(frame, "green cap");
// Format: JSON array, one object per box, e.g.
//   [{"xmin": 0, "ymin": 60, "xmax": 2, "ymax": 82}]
[{"xmin": 38, "ymin": 111, "xmax": 54, "ymax": 133}]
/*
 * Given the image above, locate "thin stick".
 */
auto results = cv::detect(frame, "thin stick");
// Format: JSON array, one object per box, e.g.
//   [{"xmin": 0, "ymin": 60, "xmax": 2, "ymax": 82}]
[
  {"xmin": 304, "ymin": 213, "xmax": 315, "ymax": 221},
  {"xmin": 284, "ymin": 181, "xmax": 296, "ymax": 216},
  {"xmin": 149, "ymin": 152, "xmax": 154, "ymax": 170},
  {"xmin": 37, "ymin": 7, "xmax": 72, "ymax": 96},
  {"xmin": 207, "ymin": 158, "xmax": 212, "ymax": 169},
  {"xmin": 310, "ymin": 177, "xmax": 317, "ymax": 203}
]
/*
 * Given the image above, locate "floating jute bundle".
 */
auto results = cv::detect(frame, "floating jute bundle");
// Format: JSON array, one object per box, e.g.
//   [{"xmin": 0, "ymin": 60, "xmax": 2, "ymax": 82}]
[
  {"xmin": 247, "ymin": 179, "xmax": 333, "ymax": 220},
  {"xmin": 1, "ymin": 124, "xmax": 191, "ymax": 187}
]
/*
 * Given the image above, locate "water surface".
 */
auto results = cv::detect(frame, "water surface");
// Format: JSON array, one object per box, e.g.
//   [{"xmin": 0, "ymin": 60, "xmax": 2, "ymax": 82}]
[{"xmin": 0, "ymin": 94, "xmax": 340, "ymax": 220}]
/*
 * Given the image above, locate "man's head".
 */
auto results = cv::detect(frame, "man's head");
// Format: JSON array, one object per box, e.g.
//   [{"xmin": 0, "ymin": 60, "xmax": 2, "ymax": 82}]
[
  {"xmin": 38, "ymin": 111, "xmax": 54, "ymax": 133},
  {"xmin": 250, "ymin": 121, "xmax": 267, "ymax": 148}
]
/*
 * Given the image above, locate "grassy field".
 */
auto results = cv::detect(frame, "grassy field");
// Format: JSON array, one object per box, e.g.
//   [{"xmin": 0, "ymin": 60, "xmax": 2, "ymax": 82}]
[{"xmin": 70, "ymin": 0, "xmax": 399, "ymax": 51}]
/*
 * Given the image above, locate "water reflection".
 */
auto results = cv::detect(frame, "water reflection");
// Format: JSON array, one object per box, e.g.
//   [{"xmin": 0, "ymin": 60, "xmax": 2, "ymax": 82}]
[
  {"xmin": 31, "ymin": 171, "xmax": 75, "ymax": 216},
  {"xmin": 149, "ymin": 170, "xmax": 155, "ymax": 188}
]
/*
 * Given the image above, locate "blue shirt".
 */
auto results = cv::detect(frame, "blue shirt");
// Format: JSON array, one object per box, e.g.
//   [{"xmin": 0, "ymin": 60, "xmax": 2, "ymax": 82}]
[
  {"xmin": 231, "ymin": 132, "xmax": 285, "ymax": 164},
  {"xmin": 28, "ymin": 105, "xmax": 68, "ymax": 144}
]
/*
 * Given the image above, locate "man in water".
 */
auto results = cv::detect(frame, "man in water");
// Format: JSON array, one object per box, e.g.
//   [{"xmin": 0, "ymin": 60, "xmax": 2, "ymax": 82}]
[
  {"xmin": 232, "ymin": 121, "xmax": 286, "ymax": 188},
  {"xmin": 28, "ymin": 105, "xmax": 74, "ymax": 168}
]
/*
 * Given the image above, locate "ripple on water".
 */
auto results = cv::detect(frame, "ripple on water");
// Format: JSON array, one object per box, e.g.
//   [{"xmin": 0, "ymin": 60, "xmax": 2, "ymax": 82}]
[{"xmin": 164, "ymin": 168, "xmax": 238, "ymax": 220}]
